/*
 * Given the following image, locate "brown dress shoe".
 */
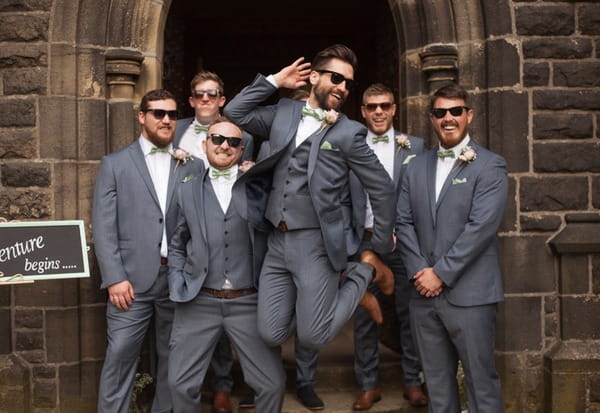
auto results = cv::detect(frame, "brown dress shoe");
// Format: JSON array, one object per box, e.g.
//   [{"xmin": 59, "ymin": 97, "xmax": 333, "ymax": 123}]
[
  {"xmin": 360, "ymin": 250, "xmax": 394, "ymax": 295},
  {"xmin": 352, "ymin": 387, "xmax": 382, "ymax": 410},
  {"xmin": 358, "ymin": 291, "xmax": 383, "ymax": 324},
  {"xmin": 213, "ymin": 391, "xmax": 232, "ymax": 413},
  {"xmin": 403, "ymin": 385, "xmax": 428, "ymax": 407}
]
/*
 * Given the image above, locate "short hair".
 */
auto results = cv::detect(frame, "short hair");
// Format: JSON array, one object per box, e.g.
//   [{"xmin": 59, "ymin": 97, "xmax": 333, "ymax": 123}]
[
  {"xmin": 362, "ymin": 83, "xmax": 395, "ymax": 104},
  {"xmin": 208, "ymin": 115, "xmax": 242, "ymax": 136},
  {"xmin": 431, "ymin": 83, "xmax": 470, "ymax": 108},
  {"xmin": 312, "ymin": 44, "xmax": 358, "ymax": 74},
  {"xmin": 140, "ymin": 89, "xmax": 176, "ymax": 112},
  {"xmin": 190, "ymin": 70, "xmax": 225, "ymax": 94}
]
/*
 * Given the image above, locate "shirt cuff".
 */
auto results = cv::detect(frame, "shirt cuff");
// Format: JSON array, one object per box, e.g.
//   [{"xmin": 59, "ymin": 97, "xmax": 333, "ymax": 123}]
[{"xmin": 266, "ymin": 74, "xmax": 278, "ymax": 88}]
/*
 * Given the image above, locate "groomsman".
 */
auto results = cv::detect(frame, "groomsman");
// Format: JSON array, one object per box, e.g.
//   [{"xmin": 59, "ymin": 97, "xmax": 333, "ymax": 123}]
[
  {"xmin": 224, "ymin": 44, "xmax": 396, "ymax": 349},
  {"xmin": 396, "ymin": 83, "xmax": 507, "ymax": 413},
  {"xmin": 93, "ymin": 89, "xmax": 190, "ymax": 412},
  {"xmin": 350, "ymin": 83, "xmax": 427, "ymax": 410},
  {"xmin": 167, "ymin": 117, "xmax": 285, "ymax": 412}
]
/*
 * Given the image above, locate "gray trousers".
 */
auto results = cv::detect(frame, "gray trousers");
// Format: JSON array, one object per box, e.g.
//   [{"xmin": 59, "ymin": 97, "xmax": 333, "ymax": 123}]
[
  {"xmin": 257, "ymin": 229, "xmax": 373, "ymax": 349},
  {"xmin": 168, "ymin": 292, "xmax": 285, "ymax": 413},
  {"xmin": 98, "ymin": 266, "xmax": 173, "ymax": 413},
  {"xmin": 410, "ymin": 295, "xmax": 503, "ymax": 413}
]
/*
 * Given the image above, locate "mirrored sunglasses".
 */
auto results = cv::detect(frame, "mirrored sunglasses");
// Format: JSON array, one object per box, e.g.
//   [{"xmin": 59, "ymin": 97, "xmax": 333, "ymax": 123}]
[
  {"xmin": 192, "ymin": 89, "xmax": 221, "ymax": 99},
  {"xmin": 430, "ymin": 106, "xmax": 469, "ymax": 119}
]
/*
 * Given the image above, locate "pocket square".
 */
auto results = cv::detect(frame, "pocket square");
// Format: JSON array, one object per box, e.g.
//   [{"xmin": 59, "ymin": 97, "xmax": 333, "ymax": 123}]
[
  {"xmin": 181, "ymin": 175, "xmax": 194, "ymax": 183},
  {"xmin": 452, "ymin": 177, "xmax": 467, "ymax": 185},
  {"xmin": 320, "ymin": 140, "xmax": 333, "ymax": 150},
  {"xmin": 402, "ymin": 154, "xmax": 416, "ymax": 165}
]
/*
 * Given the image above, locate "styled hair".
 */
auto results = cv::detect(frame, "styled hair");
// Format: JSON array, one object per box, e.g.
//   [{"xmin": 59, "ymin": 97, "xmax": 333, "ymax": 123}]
[
  {"xmin": 139, "ymin": 89, "xmax": 176, "ymax": 112},
  {"xmin": 190, "ymin": 70, "xmax": 225, "ymax": 94},
  {"xmin": 312, "ymin": 44, "xmax": 358, "ymax": 73},
  {"xmin": 362, "ymin": 83, "xmax": 395, "ymax": 104},
  {"xmin": 431, "ymin": 83, "xmax": 469, "ymax": 108},
  {"xmin": 208, "ymin": 115, "xmax": 242, "ymax": 136}
]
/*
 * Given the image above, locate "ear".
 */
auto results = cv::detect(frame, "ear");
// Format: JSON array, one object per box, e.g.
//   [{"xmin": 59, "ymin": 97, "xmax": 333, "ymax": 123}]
[
  {"xmin": 360, "ymin": 105, "xmax": 367, "ymax": 119},
  {"xmin": 138, "ymin": 111, "xmax": 146, "ymax": 125},
  {"xmin": 188, "ymin": 96, "xmax": 195, "ymax": 107},
  {"xmin": 218, "ymin": 95, "xmax": 226, "ymax": 108},
  {"xmin": 309, "ymin": 70, "xmax": 319, "ymax": 86},
  {"xmin": 390, "ymin": 104, "xmax": 397, "ymax": 117}
]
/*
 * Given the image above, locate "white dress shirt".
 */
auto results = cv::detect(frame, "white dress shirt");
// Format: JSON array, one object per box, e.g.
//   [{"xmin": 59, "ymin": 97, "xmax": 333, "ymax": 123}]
[
  {"xmin": 435, "ymin": 134, "xmax": 471, "ymax": 202},
  {"xmin": 209, "ymin": 164, "xmax": 238, "ymax": 213},
  {"xmin": 364, "ymin": 127, "xmax": 395, "ymax": 229},
  {"xmin": 139, "ymin": 137, "xmax": 172, "ymax": 258},
  {"xmin": 178, "ymin": 119, "xmax": 209, "ymax": 167}
]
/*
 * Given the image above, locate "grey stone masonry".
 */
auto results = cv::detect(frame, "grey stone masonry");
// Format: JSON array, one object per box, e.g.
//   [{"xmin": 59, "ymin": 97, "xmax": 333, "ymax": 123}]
[
  {"xmin": 523, "ymin": 38, "xmax": 592, "ymax": 59},
  {"xmin": 520, "ymin": 214, "xmax": 562, "ymax": 232},
  {"xmin": 0, "ymin": 0, "xmax": 52, "ymax": 12},
  {"xmin": 0, "ymin": 44, "xmax": 46, "ymax": 67},
  {"xmin": 0, "ymin": 14, "xmax": 48, "ymax": 42},
  {"xmin": 516, "ymin": 5, "xmax": 574, "ymax": 36},
  {"xmin": 524, "ymin": 62, "xmax": 549, "ymax": 87},
  {"xmin": 554, "ymin": 62, "xmax": 600, "ymax": 87},
  {"xmin": 0, "ymin": 99, "xmax": 35, "ymax": 126},
  {"xmin": 533, "ymin": 90, "xmax": 600, "ymax": 111},
  {"xmin": 533, "ymin": 142, "xmax": 600, "ymax": 172},
  {"xmin": 1, "ymin": 162, "xmax": 51, "ymax": 187},
  {"xmin": 533, "ymin": 113, "xmax": 593, "ymax": 140},
  {"xmin": 520, "ymin": 176, "xmax": 588, "ymax": 211},
  {"xmin": 579, "ymin": 4, "xmax": 600, "ymax": 35}
]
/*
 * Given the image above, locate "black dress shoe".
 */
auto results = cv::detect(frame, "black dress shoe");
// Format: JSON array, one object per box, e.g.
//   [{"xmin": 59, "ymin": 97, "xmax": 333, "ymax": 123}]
[
  {"xmin": 296, "ymin": 385, "xmax": 325, "ymax": 410},
  {"xmin": 238, "ymin": 392, "xmax": 256, "ymax": 408}
]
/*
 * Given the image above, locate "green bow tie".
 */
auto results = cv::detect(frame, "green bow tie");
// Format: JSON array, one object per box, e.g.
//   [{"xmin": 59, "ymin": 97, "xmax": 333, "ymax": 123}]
[
  {"xmin": 194, "ymin": 123, "xmax": 209, "ymax": 134},
  {"xmin": 150, "ymin": 146, "xmax": 169, "ymax": 154},
  {"xmin": 211, "ymin": 168, "xmax": 231, "ymax": 179},
  {"xmin": 372, "ymin": 135, "xmax": 389, "ymax": 144},
  {"xmin": 437, "ymin": 149, "xmax": 455, "ymax": 159},
  {"xmin": 301, "ymin": 107, "xmax": 323, "ymax": 121}
]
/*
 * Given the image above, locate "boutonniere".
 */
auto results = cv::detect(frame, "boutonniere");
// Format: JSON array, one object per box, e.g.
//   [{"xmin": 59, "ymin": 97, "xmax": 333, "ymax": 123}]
[
  {"xmin": 318, "ymin": 109, "xmax": 339, "ymax": 133},
  {"xmin": 396, "ymin": 134, "xmax": 411, "ymax": 153},
  {"xmin": 458, "ymin": 146, "xmax": 477, "ymax": 163},
  {"xmin": 238, "ymin": 160, "xmax": 255, "ymax": 173},
  {"xmin": 173, "ymin": 148, "xmax": 193, "ymax": 171}
]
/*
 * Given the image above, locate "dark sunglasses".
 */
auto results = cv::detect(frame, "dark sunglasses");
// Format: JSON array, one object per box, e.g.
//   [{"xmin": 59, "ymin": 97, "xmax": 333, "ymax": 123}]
[
  {"xmin": 364, "ymin": 102, "xmax": 394, "ymax": 112},
  {"xmin": 430, "ymin": 106, "xmax": 470, "ymax": 119},
  {"xmin": 192, "ymin": 89, "xmax": 221, "ymax": 99},
  {"xmin": 209, "ymin": 134, "xmax": 243, "ymax": 147},
  {"xmin": 145, "ymin": 109, "xmax": 178, "ymax": 120},
  {"xmin": 317, "ymin": 70, "xmax": 356, "ymax": 90}
]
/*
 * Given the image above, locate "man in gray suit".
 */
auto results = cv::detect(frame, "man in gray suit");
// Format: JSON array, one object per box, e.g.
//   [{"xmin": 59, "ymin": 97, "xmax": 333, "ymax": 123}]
[
  {"xmin": 396, "ymin": 83, "xmax": 507, "ymax": 413},
  {"xmin": 93, "ymin": 89, "xmax": 192, "ymax": 412},
  {"xmin": 350, "ymin": 83, "xmax": 427, "ymax": 410},
  {"xmin": 167, "ymin": 117, "xmax": 285, "ymax": 412},
  {"xmin": 224, "ymin": 44, "xmax": 396, "ymax": 350}
]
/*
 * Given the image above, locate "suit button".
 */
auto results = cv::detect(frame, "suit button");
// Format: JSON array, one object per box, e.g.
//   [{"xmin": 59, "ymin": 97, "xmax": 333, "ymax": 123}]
[
  {"xmin": 224, "ymin": 231, "xmax": 228, "ymax": 235},
  {"xmin": 286, "ymin": 180, "xmax": 290, "ymax": 184},
  {"xmin": 224, "ymin": 218, "xmax": 227, "ymax": 222},
  {"xmin": 225, "ymin": 244, "xmax": 229, "ymax": 248},
  {"xmin": 159, "ymin": 218, "xmax": 163, "ymax": 223},
  {"xmin": 225, "ymin": 257, "xmax": 229, "ymax": 261},
  {"xmin": 283, "ymin": 208, "xmax": 287, "ymax": 211},
  {"xmin": 283, "ymin": 194, "xmax": 287, "ymax": 198}
]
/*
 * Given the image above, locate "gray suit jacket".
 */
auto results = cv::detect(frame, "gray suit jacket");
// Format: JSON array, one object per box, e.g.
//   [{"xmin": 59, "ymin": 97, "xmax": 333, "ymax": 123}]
[
  {"xmin": 167, "ymin": 167, "xmax": 268, "ymax": 303},
  {"xmin": 92, "ymin": 138, "xmax": 199, "ymax": 293},
  {"xmin": 224, "ymin": 74, "xmax": 396, "ymax": 271},
  {"xmin": 395, "ymin": 139, "xmax": 508, "ymax": 306}
]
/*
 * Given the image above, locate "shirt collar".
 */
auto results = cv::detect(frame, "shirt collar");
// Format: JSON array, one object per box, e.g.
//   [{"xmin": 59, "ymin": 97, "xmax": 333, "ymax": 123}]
[
  {"xmin": 367, "ymin": 127, "xmax": 394, "ymax": 144},
  {"xmin": 139, "ymin": 136, "xmax": 172, "ymax": 157},
  {"xmin": 438, "ymin": 134, "xmax": 471, "ymax": 159}
]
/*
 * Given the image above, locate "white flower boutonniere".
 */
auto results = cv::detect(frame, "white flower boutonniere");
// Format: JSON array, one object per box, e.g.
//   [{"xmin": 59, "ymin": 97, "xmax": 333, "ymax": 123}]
[
  {"xmin": 173, "ymin": 148, "xmax": 193, "ymax": 171},
  {"xmin": 318, "ymin": 109, "xmax": 339, "ymax": 133},
  {"xmin": 458, "ymin": 146, "xmax": 477, "ymax": 164},
  {"xmin": 238, "ymin": 160, "xmax": 255, "ymax": 173},
  {"xmin": 396, "ymin": 134, "xmax": 411, "ymax": 153}
]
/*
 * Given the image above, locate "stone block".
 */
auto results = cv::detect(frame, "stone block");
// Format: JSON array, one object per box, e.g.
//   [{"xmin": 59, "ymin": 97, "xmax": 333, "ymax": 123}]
[
  {"xmin": 549, "ymin": 216, "xmax": 600, "ymax": 254},
  {"xmin": 516, "ymin": 5, "xmax": 574, "ymax": 35},
  {"xmin": 592, "ymin": 374, "xmax": 600, "ymax": 403},
  {"xmin": 0, "ymin": 44, "xmax": 47, "ymax": 68},
  {"xmin": 580, "ymin": 4, "xmax": 600, "ymax": 35},
  {"xmin": 77, "ymin": 49, "xmax": 105, "ymax": 98},
  {"xmin": 32, "ymin": 365, "xmax": 54, "ymax": 379},
  {"xmin": 79, "ymin": 248, "xmax": 105, "ymax": 305},
  {"xmin": 594, "ymin": 254, "xmax": 600, "ymax": 294},
  {"xmin": 0, "ymin": 99, "xmax": 35, "ymax": 127},
  {"xmin": 77, "ymin": 163, "xmax": 98, "ymax": 228},
  {"xmin": 39, "ymin": 97, "xmax": 77, "ymax": 159},
  {"xmin": 59, "ymin": 361, "xmax": 101, "ymax": 411},
  {"xmin": 560, "ymin": 254, "xmax": 589, "ymax": 294},
  {"xmin": 0, "ymin": 14, "xmax": 48, "ymax": 42},
  {"xmin": 0, "ymin": 354, "xmax": 30, "ymax": 388},
  {"xmin": 0, "ymin": 0, "xmax": 52, "ymax": 11},
  {"xmin": 499, "ymin": 236, "xmax": 555, "ymax": 293},
  {"xmin": 15, "ymin": 331, "xmax": 43, "ymax": 351},
  {"xmin": 523, "ymin": 62, "xmax": 549, "ymax": 87},
  {"xmin": 486, "ymin": 39, "xmax": 520, "ymax": 88},
  {"xmin": 108, "ymin": 101, "xmax": 138, "ymax": 152},
  {"xmin": 0, "ymin": 128, "xmax": 36, "ymax": 159},
  {"xmin": 0, "ymin": 288, "xmax": 8, "ymax": 306},
  {"xmin": 0, "ymin": 310, "xmax": 9, "ymax": 354},
  {"xmin": 3, "ymin": 67, "xmax": 47, "ymax": 95},
  {"xmin": 546, "ymin": 296, "xmax": 558, "ymax": 314},
  {"xmin": 594, "ymin": 176, "xmax": 600, "ymax": 209},
  {"xmin": 554, "ymin": 62, "xmax": 600, "ymax": 87},
  {"xmin": 80, "ymin": 306, "xmax": 106, "ymax": 359},
  {"xmin": 562, "ymin": 297, "xmax": 600, "ymax": 340},
  {"xmin": 496, "ymin": 353, "xmax": 543, "ymax": 413},
  {"xmin": 52, "ymin": 162, "xmax": 77, "ymax": 220},
  {"xmin": 15, "ymin": 309, "xmax": 43, "ymax": 329},
  {"xmin": 523, "ymin": 38, "xmax": 592, "ymax": 59},
  {"xmin": 520, "ymin": 214, "xmax": 562, "ymax": 232},
  {"xmin": 14, "ymin": 279, "xmax": 78, "ymax": 307},
  {"xmin": 32, "ymin": 381, "xmax": 56, "ymax": 408},
  {"xmin": 500, "ymin": 177, "xmax": 516, "ymax": 233},
  {"xmin": 1, "ymin": 163, "xmax": 51, "ymax": 187},
  {"xmin": 496, "ymin": 297, "xmax": 542, "ymax": 351},
  {"xmin": 0, "ymin": 189, "xmax": 51, "ymax": 220},
  {"xmin": 520, "ymin": 176, "xmax": 588, "ymax": 211},
  {"xmin": 482, "ymin": 1, "xmax": 512, "ymax": 35},
  {"xmin": 46, "ymin": 308, "xmax": 80, "ymax": 363},
  {"xmin": 545, "ymin": 313, "xmax": 558, "ymax": 338},
  {"xmin": 533, "ymin": 113, "xmax": 593, "ymax": 140},
  {"xmin": 534, "ymin": 89, "xmax": 600, "ymax": 110},
  {"xmin": 77, "ymin": 0, "xmax": 109, "ymax": 45},
  {"xmin": 487, "ymin": 90, "xmax": 529, "ymax": 173},
  {"xmin": 78, "ymin": 99, "xmax": 107, "ymax": 160},
  {"xmin": 48, "ymin": 43, "xmax": 76, "ymax": 96},
  {"xmin": 544, "ymin": 369, "xmax": 586, "ymax": 412},
  {"xmin": 533, "ymin": 142, "xmax": 600, "ymax": 172}
]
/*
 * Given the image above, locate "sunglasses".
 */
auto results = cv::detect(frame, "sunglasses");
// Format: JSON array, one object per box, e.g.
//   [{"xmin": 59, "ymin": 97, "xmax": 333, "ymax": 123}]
[
  {"xmin": 363, "ymin": 102, "xmax": 394, "ymax": 112},
  {"xmin": 145, "ymin": 109, "xmax": 178, "ymax": 120},
  {"xmin": 317, "ymin": 70, "xmax": 356, "ymax": 90},
  {"xmin": 209, "ymin": 134, "xmax": 243, "ymax": 148},
  {"xmin": 430, "ymin": 106, "xmax": 470, "ymax": 119},
  {"xmin": 192, "ymin": 89, "xmax": 221, "ymax": 99}
]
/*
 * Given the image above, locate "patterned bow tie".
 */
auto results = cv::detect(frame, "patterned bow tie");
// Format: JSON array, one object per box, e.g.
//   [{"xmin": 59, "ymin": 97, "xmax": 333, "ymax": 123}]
[
  {"xmin": 372, "ymin": 135, "xmax": 389, "ymax": 144},
  {"xmin": 150, "ymin": 146, "xmax": 169, "ymax": 154},
  {"xmin": 301, "ymin": 107, "xmax": 323, "ymax": 121},
  {"xmin": 210, "ymin": 168, "xmax": 231, "ymax": 179},
  {"xmin": 194, "ymin": 123, "xmax": 209, "ymax": 134},
  {"xmin": 437, "ymin": 149, "xmax": 455, "ymax": 159}
]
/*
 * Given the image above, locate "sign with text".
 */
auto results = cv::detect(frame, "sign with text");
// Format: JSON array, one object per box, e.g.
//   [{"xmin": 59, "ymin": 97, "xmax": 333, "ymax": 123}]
[{"xmin": 0, "ymin": 220, "xmax": 90, "ymax": 281}]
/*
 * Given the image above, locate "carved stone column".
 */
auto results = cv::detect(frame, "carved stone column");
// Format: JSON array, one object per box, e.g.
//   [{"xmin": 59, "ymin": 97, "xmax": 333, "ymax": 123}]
[{"xmin": 420, "ymin": 45, "xmax": 458, "ymax": 93}]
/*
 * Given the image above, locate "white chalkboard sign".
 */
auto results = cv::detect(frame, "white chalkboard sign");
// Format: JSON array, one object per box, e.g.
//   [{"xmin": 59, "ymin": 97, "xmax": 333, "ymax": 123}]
[{"xmin": 0, "ymin": 220, "xmax": 90, "ymax": 281}]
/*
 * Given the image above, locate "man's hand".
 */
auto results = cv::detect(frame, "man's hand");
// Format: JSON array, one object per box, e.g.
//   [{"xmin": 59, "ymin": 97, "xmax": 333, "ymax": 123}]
[
  {"xmin": 108, "ymin": 280, "xmax": 135, "ymax": 310},
  {"xmin": 272, "ymin": 57, "xmax": 311, "ymax": 89},
  {"xmin": 413, "ymin": 267, "xmax": 444, "ymax": 297}
]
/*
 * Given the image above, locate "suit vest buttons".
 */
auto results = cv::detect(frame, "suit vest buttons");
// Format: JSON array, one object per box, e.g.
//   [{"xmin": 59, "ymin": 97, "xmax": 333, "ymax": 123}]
[{"xmin": 159, "ymin": 218, "xmax": 163, "ymax": 223}]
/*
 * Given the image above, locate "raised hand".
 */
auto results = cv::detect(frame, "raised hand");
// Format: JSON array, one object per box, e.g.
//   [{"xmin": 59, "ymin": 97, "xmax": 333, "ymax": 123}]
[{"xmin": 273, "ymin": 57, "xmax": 311, "ymax": 89}]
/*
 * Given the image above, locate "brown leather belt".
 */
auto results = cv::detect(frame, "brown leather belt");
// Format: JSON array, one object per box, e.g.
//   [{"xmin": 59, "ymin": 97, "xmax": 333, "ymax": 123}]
[
  {"xmin": 277, "ymin": 221, "xmax": 289, "ymax": 232},
  {"xmin": 160, "ymin": 257, "xmax": 168, "ymax": 266},
  {"xmin": 363, "ymin": 229, "xmax": 373, "ymax": 238},
  {"xmin": 201, "ymin": 287, "xmax": 257, "ymax": 299}
]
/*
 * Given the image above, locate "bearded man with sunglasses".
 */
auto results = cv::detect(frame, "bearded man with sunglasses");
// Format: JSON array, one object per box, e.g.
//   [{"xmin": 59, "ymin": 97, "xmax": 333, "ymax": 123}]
[
  {"xmin": 167, "ymin": 117, "xmax": 285, "ymax": 412},
  {"xmin": 224, "ymin": 44, "xmax": 396, "ymax": 351},
  {"xmin": 396, "ymin": 83, "xmax": 507, "ymax": 413},
  {"xmin": 93, "ymin": 89, "xmax": 193, "ymax": 413}
]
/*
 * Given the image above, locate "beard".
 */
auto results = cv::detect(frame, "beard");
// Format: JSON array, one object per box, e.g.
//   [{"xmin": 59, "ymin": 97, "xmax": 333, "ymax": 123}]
[
  {"xmin": 144, "ymin": 126, "xmax": 173, "ymax": 148},
  {"xmin": 313, "ymin": 82, "xmax": 346, "ymax": 111}
]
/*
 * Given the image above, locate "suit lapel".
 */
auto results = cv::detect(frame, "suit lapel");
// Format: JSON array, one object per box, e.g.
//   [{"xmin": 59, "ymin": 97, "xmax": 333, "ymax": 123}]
[
  {"xmin": 393, "ymin": 135, "xmax": 403, "ymax": 189},
  {"xmin": 193, "ymin": 169, "xmax": 209, "ymax": 243},
  {"xmin": 128, "ymin": 142, "xmax": 161, "ymax": 208},
  {"xmin": 426, "ymin": 149, "xmax": 438, "ymax": 226},
  {"xmin": 436, "ymin": 138, "xmax": 474, "ymax": 209},
  {"xmin": 274, "ymin": 101, "xmax": 303, "ymax": 153},
  {"xmin": 165, "ymin": 156, "xmax": 177, "ymax": 212}
]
